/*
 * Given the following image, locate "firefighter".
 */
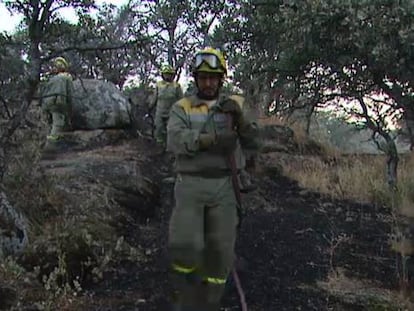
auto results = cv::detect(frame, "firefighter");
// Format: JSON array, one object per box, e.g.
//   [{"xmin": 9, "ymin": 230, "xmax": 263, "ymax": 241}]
[
  {"xmin": 150, "ymin": 64, "xmax": 183, "ymax": 147},
  {"xmin": 167, "ymin": 47, "xmax": 260, "ymax": 311},
  {"xmin": 41, "ymin": 56, "xmax": 74, "ymax": 143}
]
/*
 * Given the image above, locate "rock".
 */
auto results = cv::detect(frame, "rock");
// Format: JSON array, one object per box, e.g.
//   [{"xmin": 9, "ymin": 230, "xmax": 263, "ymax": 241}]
[
  {"xmin": 72, "ymin": 79, "xmax": 131, "ymax": 130},
  {"xmin": 259, "ymin": 124, "xmax": 326, "ymax": 155},
  {"xmin": 39, "ymin": 129, "xmax": 131, "ymax": 160},
  {"xmin": 40, "ymin": 139, "xmax": 160, "ymax": 223},
  {"xmin": 0, "ymin": 191, "xmax": 28, "ymax": 257},
  {"xmin": 260, "ymin": 124, "xmax": 298, "ymax": 153},
  {"xmin": 261, "ymin": 124, "xmax": 295, "ymax": 140}
]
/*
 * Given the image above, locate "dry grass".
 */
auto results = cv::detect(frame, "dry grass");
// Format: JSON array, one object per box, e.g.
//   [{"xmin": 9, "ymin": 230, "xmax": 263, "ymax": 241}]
[
  {"xmin": 316, "ymin": 268, "xmax": 413, "ymax": 310},
  {"xmin": 260, "ymin": 116, "xmax": 414, "ymax": 209},
  {"xmin": 397, "ymin": 154, "xmax": 414, "ymax": 216},
  {"xmin": 279, "ymin": 148, "xmax": 414, "ymax": 209},
  {"xmin": 277, "ymin": 135, "xmax": 414, "ymax": 268},
  {"xmin": 279, "ymin": 153, "xmax": 378, "ymax": 202}
]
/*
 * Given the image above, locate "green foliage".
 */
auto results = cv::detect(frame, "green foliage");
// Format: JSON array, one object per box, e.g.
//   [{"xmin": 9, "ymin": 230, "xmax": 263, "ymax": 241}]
[
  {"xmin": 215, "ymin": 0, "xmax": 414, "ymax": 150},
  {"xmin": 310, "ymin": 112, "xmax": 377, "ymax": 153},
  {"xmin": 0, "ymin": 33, "xmax": 27, "ymax": 116}
]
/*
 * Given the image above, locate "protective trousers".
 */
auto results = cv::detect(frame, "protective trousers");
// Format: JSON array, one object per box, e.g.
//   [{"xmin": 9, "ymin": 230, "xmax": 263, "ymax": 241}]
[
  {"xmin": 169, "ymin": 174, "xmax": 238, "ymax": 311},
  {"xmin": 154, "ymin": 99, "xmax": 172, "ymax": 144}
]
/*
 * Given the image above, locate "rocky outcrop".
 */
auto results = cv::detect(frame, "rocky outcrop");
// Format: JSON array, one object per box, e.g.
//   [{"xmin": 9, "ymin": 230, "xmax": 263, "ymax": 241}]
[
  {"xmin": 39, "ymin": 129, "xmax": 160, "ymax": 222},
  {"xmin": 8, "ymin": 130, "xmax": 164, "ymax": 307},
  {"xmin": 260, "ymin": 124, "xmax": 298, "ymax": 153},
  {"xmin": 260, "ymin": 124, "xmax": 328, "ymax": 155},
  {"xmin": 72, "ymin": 79, "xmax": 131, "ymax": 130},
  {"xmin": 0, "ymin": 191, "xmax": 28, "ymax": 257}
]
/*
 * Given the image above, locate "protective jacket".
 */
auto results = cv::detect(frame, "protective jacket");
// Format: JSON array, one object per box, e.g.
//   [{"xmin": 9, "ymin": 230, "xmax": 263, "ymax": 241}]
[
  {"xmin": 41, "ymin": 72, "xmax": 74, "ymax": 136},
  {"xmin": 152, "ymin": 80, "xmax": 183, "ymax": 116},
  {"xmin": 152, "ymin": 80, "xmax": 183, "ymax": 144},
  {"xmin": 167, "ymin": 94, "xmax": 260, "ymax": 175},
  {"xmin": 42, "ymin": 72, "xmax": 73, "ymax": 113}
]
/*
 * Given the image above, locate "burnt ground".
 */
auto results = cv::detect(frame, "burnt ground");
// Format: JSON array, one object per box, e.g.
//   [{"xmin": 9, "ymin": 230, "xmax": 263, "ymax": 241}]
[{"xmin": 67, "ymin": 136, "xmax": 406, "ymax": 311}]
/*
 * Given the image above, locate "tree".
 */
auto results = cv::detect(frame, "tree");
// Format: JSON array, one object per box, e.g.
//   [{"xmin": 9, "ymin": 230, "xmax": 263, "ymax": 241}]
[
  {"xmin": 216, "ymin": 0, "xmax": 414, "ymax": 145},
  {"xmin": 130, "ymin": 0, "xmax": 228, "ymax": 81},
  {"xmin": 216, "ymin": 0, "xmax": 414, "ymax": 172},
  {"xmin": 0, "ymin": 0, "xmax": 95, "ymax": 181}
]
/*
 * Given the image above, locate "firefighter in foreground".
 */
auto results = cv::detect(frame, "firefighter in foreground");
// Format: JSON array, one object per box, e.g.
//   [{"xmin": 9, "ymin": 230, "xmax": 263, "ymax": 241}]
[
  {"xmin": 167, "ymin": 47, "xmax": 260, "ymax": 311},
  {"xmin": 41, "ymin": 56, "xmax": 74, "ymax": 144},
  {"xmin": 150, "ymin": 64, "xmax": 183, "ymax": 147}
]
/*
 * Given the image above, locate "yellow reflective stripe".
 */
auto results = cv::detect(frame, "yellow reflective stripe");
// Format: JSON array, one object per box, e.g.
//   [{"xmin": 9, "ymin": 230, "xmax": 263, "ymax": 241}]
[
  {"xmin": 204, "ymin": 277, "xmax": 226, "ymax": 285},
  {"xmin": 177, "ymin": 97, "xmax": 208, "ymax": 115},
  {"xmin": 172, "ymin": 263, "xmax": 196, "ymax": 274},
  {"xmin": 47, "ymin": 134, "xmax": 62, "ymax": 141}
]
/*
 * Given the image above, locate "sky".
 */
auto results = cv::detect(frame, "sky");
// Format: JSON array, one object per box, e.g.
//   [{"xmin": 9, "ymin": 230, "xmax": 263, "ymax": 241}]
[{"xmin": 0, "ymin": 0, "xmax": 129, "ymax": 33}]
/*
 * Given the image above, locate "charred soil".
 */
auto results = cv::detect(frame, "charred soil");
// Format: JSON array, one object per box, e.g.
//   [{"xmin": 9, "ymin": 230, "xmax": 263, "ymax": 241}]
[
  {"xmin": 73, "ymin": 135, "xmax": 406, "ymax": 311},
  {"xmin": 7, "ymin": 131, "xmax": 407, "ymax": 311}
]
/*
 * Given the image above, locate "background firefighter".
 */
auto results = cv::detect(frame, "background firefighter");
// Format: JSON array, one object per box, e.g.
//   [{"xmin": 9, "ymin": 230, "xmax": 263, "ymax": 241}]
[
  {"xmin": 150, "ymin": 64, "xmax": 183, "ymax": 148},
  {"xmin": 41, "ymin": 56, "xmax": 74, "ymax": 143},
  {"xmin": 166, "ymin": 47, "xmax": 260, "ymax": 311}
]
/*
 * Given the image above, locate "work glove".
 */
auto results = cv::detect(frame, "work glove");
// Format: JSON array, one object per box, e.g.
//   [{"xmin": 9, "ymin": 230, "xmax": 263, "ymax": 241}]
[
  {"xmin": 219, "ymin": 97, "xmax": 249, "ymax": 130},
  {"xmin": 219, "ymin": 98, "xmax": 242, "ymax": 119},
  {"xmin": 213, "ymin": 129, "xmax": 238, "ymax": 155},
  {"xmin": 198, "ymin": 133, "xmax": 215, "ymax": 150}
]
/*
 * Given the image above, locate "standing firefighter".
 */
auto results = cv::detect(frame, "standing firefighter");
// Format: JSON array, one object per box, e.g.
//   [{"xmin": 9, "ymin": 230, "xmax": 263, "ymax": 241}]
[
  {"xmin": 150, "ymin": 64, "xmax": 183, "ymax": 147},
  {"xmin": 167, "ymin": 47, "xmax": 260, "ymax": 311},
  {"xmin": 41, "ymin": 56, "xmax": 74, "ymax": 143}
]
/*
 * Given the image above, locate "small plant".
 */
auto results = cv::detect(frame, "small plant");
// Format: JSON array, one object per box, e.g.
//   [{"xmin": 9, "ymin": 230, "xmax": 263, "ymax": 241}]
[{"xmin": 38, "ymin": 251, "xmax": 82, "ymax": 311}]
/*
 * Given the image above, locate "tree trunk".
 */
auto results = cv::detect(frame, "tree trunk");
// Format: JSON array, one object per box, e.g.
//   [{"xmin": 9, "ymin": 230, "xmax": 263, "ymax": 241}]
[
  {"xmin": 384, "ymin": 135, "xmax": 399, "ymax": 190},
  {"xmin": 402, "ymin": 103, "xmax": 414, "ymax": 151}
]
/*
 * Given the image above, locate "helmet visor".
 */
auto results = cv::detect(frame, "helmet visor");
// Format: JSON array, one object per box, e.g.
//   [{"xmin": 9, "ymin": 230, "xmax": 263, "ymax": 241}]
[{"xmin": 195, "ymin": 53, "xmax": 220, "ymax": 69}]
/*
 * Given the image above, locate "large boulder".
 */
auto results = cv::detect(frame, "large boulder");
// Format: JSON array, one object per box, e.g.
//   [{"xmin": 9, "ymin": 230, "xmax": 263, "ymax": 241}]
[
  {"xmin": 0, "ymin": 191, "xmax": 28, "ymax": 257},
  {"xmin": 72, "ymin": 79, "xmax": 131, "ymax": 130},
  {"xmin": 260, "ymin": 124, "xmax": 298, "ymax": 153}
]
